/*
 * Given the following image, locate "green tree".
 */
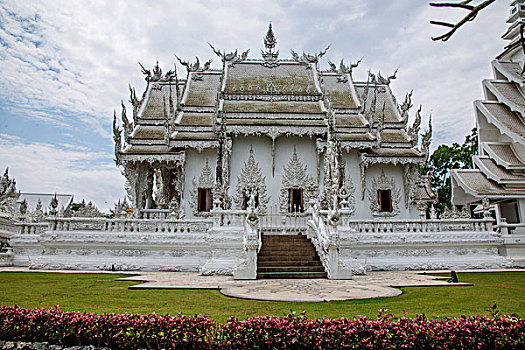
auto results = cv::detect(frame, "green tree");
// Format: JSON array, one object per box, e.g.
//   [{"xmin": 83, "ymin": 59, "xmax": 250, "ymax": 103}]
[{"xmin": 423, "ymin": 128, "xmax": 478, "ymax": 213}]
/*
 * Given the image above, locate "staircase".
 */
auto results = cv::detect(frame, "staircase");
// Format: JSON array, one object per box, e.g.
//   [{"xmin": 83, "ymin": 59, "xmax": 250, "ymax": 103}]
[{"xmin": 257, "ymin": 234, "xmax": 327, "ymax": 279}]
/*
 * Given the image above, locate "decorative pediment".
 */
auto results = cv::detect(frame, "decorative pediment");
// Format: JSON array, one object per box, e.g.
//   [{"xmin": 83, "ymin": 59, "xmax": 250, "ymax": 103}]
[
  {"xmin": 190, "ymin": 159, "xmax": 215, "ymax": 217},
  {"xmin": 234, "ymin": 147, "xmax": 269, "ymax": 213},
  {"xmin": 280, "ymin": 146, "xmax": 318, "ymax": 213},
  {"xmin": 367, "ymin": 170, "xmax": 401, "ymax": 217}
]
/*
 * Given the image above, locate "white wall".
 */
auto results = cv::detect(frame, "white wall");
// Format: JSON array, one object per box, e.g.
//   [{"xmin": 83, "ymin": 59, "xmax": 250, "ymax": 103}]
[
  {"xmin": 228, "ymin": 135, "xmax": 317, "ymax": 210},
  {"xmin": 183, "ymin": 148, "xmax": 217, "ymax": 219}
]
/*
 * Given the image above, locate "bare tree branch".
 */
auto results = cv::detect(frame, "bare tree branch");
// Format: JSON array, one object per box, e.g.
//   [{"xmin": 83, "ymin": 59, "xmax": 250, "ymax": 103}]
[{"xmin": 430, "ymin": 0, "xmax": 496, "ymax": 41}]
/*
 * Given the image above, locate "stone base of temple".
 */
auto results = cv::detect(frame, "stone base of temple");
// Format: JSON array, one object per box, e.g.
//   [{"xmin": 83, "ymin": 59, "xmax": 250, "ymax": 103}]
[
  {"xmin": 8, "ymin": 216, "xmax": 523, "ymax": 277},
  {"xmin": 10, "ymin": 228, "xmax": 244, "ymax": 274},
  {"xmin": 500, "ymin": 234, "xmax": 525, "ymax": 267},
  {"xmin": 338, "ymin": 227, "xmax": 512, "ymax": 272}
]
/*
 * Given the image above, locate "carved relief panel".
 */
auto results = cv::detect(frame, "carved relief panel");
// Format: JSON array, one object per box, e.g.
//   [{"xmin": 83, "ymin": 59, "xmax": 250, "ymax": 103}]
[
  {"xmin": 190, "ymin": 159, "xmax": 215, "ymax": 217},
  {"xmin": 234, "ymin": 147, "xmax": 269, "ymax": 214},
  {"xmin": 280, "ymin": 146, "xmax": 318, "ymax": 214},
  {"xmin": 367, "ymin": 169, "xmax": 401, "ymax": 217}
]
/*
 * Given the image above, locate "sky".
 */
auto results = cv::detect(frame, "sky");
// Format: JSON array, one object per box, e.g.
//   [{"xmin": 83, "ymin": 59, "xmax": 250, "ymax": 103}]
[{"xmin": 0, "ymin": 0, "xmax": 510, "ymax": 212}]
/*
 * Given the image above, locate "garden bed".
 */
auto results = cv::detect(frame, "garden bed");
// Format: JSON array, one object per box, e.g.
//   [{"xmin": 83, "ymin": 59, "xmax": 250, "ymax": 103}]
[{"xmin": 1, "ymin": 306, "xmax": 524, "ymax": 349}]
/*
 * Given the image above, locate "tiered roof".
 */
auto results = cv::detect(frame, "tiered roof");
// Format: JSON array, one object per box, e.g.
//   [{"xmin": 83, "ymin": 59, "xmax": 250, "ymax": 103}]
[
  {"xmin": 451, "ymin": 1, "xmax": 525, "ymax": 200},
  {"xmin": 116, "ymin": 26, "xmax": 429, "ymax": 165}
]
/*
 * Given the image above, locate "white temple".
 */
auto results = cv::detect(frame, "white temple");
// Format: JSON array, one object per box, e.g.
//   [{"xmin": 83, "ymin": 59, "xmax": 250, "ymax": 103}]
[
  {"xmin": 451, "ymin": 0, "xmax": 525, "ymax": 263},
  {"xmin": 2, "ymin": 23, "xmax": 519, "ymax": 278},
  {"xmin": 117, "ymin": 24, "xmax": 434, "ymax": 223}
]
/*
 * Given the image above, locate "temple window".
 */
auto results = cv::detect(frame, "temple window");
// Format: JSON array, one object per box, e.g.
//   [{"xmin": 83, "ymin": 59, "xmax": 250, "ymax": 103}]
[
  {"xmin": 197, "ymin": 188, "xmax": 212, "ymax": 212},
  {"xmin": 378, "ymin": 189, "xmax": 392, "ymax": 212},
  {"xmin": 289, "ymin": 188, "xmax": 304, "ymax": 213}
]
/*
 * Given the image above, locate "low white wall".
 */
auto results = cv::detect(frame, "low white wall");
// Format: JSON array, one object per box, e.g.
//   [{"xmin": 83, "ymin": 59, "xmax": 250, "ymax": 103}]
[
  {"xmin": 11, "ymin": 218, "xmax": 245, "ymax": 274},
  {"xmin": 336, "ymin": 219, "xmax": 512, "ymax": 271}
]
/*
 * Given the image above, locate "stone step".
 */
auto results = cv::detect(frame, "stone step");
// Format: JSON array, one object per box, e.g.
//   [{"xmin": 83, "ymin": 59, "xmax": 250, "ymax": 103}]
[
  {"xmin": 259, "ymin": 246, "xmax": 317, "ymax": 252},
  {"xmin": 257, "ymin": 234, "xmax": 326, "ymax": 279},
  {"xmin": 257, "ymin": 260, "xmax": 323, "ymax": 267},
  {"xmin": 257, "ymin": 271, "xmax": 328, "ymax": 279},
  {"xmin": 257, "ymin": 253, "xmax": 319, "ymax": 260},
  {"xmin": 262, "ymin": 235, "xmax": 308, "ymax": 240},
  {"xmin": 258, "ymin": 266, "xmax": 325, "ymax": 273}
]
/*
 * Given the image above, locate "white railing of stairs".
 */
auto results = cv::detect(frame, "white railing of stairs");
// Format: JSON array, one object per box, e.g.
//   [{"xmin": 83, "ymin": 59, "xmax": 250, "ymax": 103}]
[
  {"xmin": 305, "ymin": 204, "xmax": 353, "ymax": 279},
  {"xmin": 230, "ymin": 197, "xmax": 262, "ymax": 279}
]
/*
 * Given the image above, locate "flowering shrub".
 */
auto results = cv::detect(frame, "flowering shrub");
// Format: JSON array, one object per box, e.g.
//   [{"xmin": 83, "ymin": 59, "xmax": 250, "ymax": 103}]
[{"xmin": 0, "ymin": 306, "xmax": 523, "ymax": 349}]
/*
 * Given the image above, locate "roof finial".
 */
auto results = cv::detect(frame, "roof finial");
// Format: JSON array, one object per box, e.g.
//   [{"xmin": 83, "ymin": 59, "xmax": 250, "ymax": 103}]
[{"xmin": 264, "ymin": 22, "xmax": 277, "ymax": 51}]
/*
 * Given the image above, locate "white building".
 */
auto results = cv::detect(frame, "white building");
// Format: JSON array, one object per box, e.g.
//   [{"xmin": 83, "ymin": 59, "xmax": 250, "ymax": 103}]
[
  {"xmin": 116, "ymin": 24, "xmax": 434, "ymax": 222},
  {"xmin": 451, "ymin": 0, "xmax": 525, "ymax": 263}
]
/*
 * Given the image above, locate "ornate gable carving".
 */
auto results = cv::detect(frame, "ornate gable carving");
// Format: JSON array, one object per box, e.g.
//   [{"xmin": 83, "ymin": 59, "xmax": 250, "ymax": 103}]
[
  {"xmin": 367, "ymin": 170, "xmax": 401, "ymax": 217},
  {"xmin": 280, "ymin": 146, "xmax": 318, "ymax": 213},
  {"xmin": 190, "ymin": 159, "xmax": 214, "ymax": 217},
  {"xmin": 234, "ymin": 147, "xmax": 269, "ymax": 213}
]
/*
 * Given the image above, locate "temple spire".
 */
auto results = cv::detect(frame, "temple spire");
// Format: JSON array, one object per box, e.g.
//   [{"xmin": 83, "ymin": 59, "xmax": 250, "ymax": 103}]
[
  {"xmin": 264, "ymin": 23, "xmax": 277, "ymax": 52},
  {"xmin": 261, "ymin": 23, "xmax": 279, "ymax": 66}
]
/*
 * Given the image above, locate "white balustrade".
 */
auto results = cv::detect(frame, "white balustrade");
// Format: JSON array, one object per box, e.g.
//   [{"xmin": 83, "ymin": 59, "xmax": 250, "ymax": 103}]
[
  {"xmin": 16, "ymin": 222, "xmax": 48, "ymax": 235},
  {"xmin": 494, "ymin": 221, "xmax": 525, "ymax": 235},
  {"xmin": 42, "ymin": 217, "xmax": 212, "ymax": 233},
  {"xmin": 338, "ymin": 213, "xmax": 493, "ymax": 234},
  {"xmin": 212, "ymin": 209, "xmax": 248, "ymax": 228}
]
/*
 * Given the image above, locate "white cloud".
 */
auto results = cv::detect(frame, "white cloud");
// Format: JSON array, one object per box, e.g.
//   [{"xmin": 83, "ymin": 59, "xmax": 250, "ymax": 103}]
[{"xmin": 0, "ymin": 134, "xmax": 126, "ymax": 212}]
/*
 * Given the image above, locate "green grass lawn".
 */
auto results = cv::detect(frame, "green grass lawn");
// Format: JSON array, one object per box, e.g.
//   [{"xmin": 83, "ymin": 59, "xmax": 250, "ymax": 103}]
[{"xmin": 0, "ymin": 271, "xmax": 523, "ymax": 322}]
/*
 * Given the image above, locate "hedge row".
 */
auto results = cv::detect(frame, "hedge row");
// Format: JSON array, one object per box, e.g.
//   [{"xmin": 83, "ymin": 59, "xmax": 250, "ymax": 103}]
[{"xmin": 0, "ymin": 306, "xmax": 524, "ymax": 349}]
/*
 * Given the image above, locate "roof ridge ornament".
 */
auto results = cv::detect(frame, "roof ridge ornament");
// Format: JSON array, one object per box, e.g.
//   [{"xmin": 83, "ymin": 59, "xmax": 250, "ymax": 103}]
[
  {"xmin": 290, "ymin": 44, "xmax": 331, "ymax": 64},
  {"xmin": 421, "ymin": 114, "xmax": 433, "ymax": 162},
  {"xmin": 208, "ymin": 43, "xmax": 249, "ymax": 63},
  {"xmin": 175, "ymin": 55, "xmax": 199, "ymax": 73},
  {"xmin": 377, "ymin": 68, "xmax": 398, "ymax": 85},
  {"xmin": 261, "ymin": 23, "xmax": 280, "ymax": 67}
]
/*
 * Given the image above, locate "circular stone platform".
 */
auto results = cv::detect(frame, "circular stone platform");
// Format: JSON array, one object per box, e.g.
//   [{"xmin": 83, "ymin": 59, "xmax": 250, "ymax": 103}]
[{"xmin": 220, "ymin": 279, "xmax": 401, "ymax": 302}]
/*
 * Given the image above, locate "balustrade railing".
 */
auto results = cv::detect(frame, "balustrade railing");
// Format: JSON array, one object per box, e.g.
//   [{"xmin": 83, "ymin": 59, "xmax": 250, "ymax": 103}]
[
  {"xmin": 14, "ymin": 211, "xmax": 495, "ymax": 236},
  {"xmin": 212, "ymin": 209, "xmax": 247, "ymax": 227},
  {"xmin": 337, "ymin": 214, "xmax": 493, "ymax": 233},
  {"xmin": 259, "ymin": 204, "xmax": 308, "ymax": 234},
  {"xmin": 25, "ymin": 217, "xmax": 213, "ymax": 233},
  {"xmin": 494, "ymin": 220, "xmax": 525, "ymax": 235},
  {"xmin": 16, "ymin": 222, "xmax": 48, "ymax": 235}
]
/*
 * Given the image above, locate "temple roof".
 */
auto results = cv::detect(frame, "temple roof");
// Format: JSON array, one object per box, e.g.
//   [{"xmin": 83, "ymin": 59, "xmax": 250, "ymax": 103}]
[
  {"xmin": 117, "ymin": 26, "xmax": 429, "ymax": 162},
  {"xmin": 492, "ymin": 60, "xmax": 525, "ymax": 85},
  {"xmin": 320, "ymin": 73, "xmax": 360, "ymax": 109},
  {"xmin": 222, "ymin": 100, "xmax": 323, "ymax": 114},
  {"xmin": 482, "ymin": 142, "xmax": 525, "ymax": 170},
  {"xmin": 452, "ymin": 169, "xmax": 525, "ymax": 198},
  {"xmin": 453, "ymin": 60, "xmax": 525, "ymax": 201},
  {"xmin": 484, "ymin": 79, "xmax": 525, "ymax": 112},
  {"xmin": 476, "ymin": 100, "xmax": 525, "ymax": 139},
  {"xmin": 182, "ymin": 72, "xmax": 222, "ymax": 107},
  {"xmin": 223, "ymin": 61, "xmax": 320, "ymax": 95},
  {"xmin": 473, "ymin": 156, "xmax": 525, "ymax": 184}
]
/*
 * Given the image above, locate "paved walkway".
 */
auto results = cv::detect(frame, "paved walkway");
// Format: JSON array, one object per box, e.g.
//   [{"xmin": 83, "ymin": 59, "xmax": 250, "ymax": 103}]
[
  {"xmin": 3, "ymin": 267, "xmax": 524, "ymax": 302},
  {"xmin": 116, "ymin": 271, "xmax": 472, "ymax": 302}
]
